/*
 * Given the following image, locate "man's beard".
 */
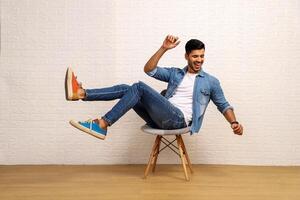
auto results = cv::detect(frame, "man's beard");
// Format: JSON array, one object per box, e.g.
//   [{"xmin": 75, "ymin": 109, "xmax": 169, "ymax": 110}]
[{"xmin": 188, "ymin": 63, "xmax": 202, "ymax": 73}]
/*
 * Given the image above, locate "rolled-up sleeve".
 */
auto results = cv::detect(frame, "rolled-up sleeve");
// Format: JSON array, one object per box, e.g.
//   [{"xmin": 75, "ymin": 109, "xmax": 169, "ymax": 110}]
[
  {"xmin": 221, "ymin": 105, "xmax": 234, "ymax": 114},
  {"xmin": 146, "ymin": 67, "xmax": 158, "ymax": 77},
  {"xmin": 211, "ymin": 79, "xmax": 234, "ymax": 114},
  {"xmin": 145, "ymin": 66, "xmax": 172, "ymax": 82}
]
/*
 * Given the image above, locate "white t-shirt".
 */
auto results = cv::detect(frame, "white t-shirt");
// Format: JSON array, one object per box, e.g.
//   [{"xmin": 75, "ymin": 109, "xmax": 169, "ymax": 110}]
[{"xmin": 168, "ymin": 72, "xmax": 197, "ymax": 125}]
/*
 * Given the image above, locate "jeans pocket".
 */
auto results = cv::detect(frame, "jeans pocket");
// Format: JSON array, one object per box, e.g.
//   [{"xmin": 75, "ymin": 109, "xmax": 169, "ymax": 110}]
[{"xmin": 161, "ymin": 119, "xmax": 186, "ymax": 130}]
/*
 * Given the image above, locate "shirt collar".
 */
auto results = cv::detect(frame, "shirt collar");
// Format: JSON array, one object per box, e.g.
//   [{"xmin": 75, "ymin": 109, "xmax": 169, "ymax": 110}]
[{"xmin": 183, "ymin": 66, "xmax": 205, "ymax": 77}]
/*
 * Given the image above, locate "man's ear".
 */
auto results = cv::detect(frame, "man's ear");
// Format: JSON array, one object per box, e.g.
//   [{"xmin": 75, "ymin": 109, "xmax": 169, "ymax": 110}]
[{"xmin": 185, "ymin": 53, "xmax": 188, "ymax": 60}]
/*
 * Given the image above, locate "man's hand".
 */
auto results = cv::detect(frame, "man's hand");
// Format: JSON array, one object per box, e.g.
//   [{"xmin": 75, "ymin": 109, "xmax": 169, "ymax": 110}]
[
  {"xmin": 144, "ymin": 35, "xmax": 180, "ymax": 73},
  {"xmin": 231, "ymin": 123, "xmax": 243, "ymax": 135},
  {"xmin": 162, "ymin": 35, "xmax": 180, "ymax": 50},
  {"xmin": 223, "ymin": 109, "xmax": 243, "ymax": 136}
]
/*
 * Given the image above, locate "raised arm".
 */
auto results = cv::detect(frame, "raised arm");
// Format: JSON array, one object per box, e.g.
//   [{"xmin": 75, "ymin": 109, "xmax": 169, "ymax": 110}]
[{"xmin": 144, "ymin": 35, "xmax": 180, "ymax": 73}]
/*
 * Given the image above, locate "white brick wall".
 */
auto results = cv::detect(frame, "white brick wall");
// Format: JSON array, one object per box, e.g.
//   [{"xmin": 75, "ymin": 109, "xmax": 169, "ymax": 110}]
[{"xmin": 1, "ymin": 0, "xmax": 300, "ymax": 165}]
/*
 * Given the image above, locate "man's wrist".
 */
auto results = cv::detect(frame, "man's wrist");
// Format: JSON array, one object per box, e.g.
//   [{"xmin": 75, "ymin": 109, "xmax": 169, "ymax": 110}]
[
  {"xmin": 230, "ymin": 121, "xmax": 239, "ymax": 125},
  {"xmin": 160, "ymin": 46, "xmax": 168, "ymax": 52}
]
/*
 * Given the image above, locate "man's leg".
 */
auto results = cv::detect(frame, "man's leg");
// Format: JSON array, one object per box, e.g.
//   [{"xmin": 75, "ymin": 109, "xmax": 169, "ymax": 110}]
[
  {"xmin": 135, "ymin": 82, "xmax": 187, "ymax": 130},
  {"xmin": 102, "ymin": 81, "xmax": 186, "ymax": 130},
  {"xmin": 66, "ymin": 68, "xmax": 131, "ymax": 101},
  {"xmin": 82, "ymin": 84, "xmax": 130, "ymax": 101},
  {"xmin": 75, "ymin": 83, "xmax": 159, "ymax": 128},
  {"xmin": 82, "ymin": 86, "xmax": 160, "ymax": 129},
  {"xmin": 132, "ymin": 101, "xmax": 160, "ymax": 129},
  {"xmin": 70, "ymin": 81, "xmax": 186, "ymax": 139},
  {"xmin": 66, "ymin": 68, "xmax": 164, "ymax": 139},
  {"xmin": 66, "ymin": 68, "xmax": 135, "ymax": 139}
]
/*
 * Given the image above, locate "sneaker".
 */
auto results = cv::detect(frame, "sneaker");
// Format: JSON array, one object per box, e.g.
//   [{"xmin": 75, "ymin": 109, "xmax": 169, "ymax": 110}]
[
  {"xmin": 69, "ymin": 119, "xmax": 107, "ymax": 140},
  {"xmin": 65, "ymin": 67, "xmax": 82, "ymax": 101}
]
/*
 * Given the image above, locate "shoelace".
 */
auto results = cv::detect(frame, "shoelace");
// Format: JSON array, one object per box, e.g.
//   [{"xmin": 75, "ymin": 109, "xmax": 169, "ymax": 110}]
[
  {"xmin": 83, "ymin": 118, "xmax": 94, "ymax": 130},
  {"xmin": 75, "ymin": 76, "xmax": 83, "ymax": 89}
]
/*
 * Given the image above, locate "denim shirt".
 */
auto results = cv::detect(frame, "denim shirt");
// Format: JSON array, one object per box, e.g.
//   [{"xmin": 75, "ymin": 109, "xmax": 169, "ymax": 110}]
[{"xmin": 146, "ymin": 66, "xmax": 233, "ymax": 134}]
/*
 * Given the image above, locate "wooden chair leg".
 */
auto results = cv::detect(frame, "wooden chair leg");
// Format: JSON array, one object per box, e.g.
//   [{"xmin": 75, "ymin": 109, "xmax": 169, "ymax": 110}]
[
  {"xmin": 176, "ymin": 135, "xmax": 189, "ymax": 181},
  {"xmin": 178, "ymin": 135, "xmax": 193, "ymax": 174},
  {"xmin": 144, "ymin": 135, "xmax": 160, "ymax": 178},
  {"xmin": 152, "ymin": 136, "xmax": 161, "ymax": 173}
]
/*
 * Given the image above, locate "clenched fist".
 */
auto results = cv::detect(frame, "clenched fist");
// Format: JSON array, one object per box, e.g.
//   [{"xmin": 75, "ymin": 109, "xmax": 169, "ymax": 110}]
[{"xmin": 162, "ymin": 35, "xmax": 180, "ymax": 50}]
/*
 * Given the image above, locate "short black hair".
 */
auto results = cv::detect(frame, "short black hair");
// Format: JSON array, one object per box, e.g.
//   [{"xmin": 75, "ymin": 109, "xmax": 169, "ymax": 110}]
[{"xmin": 185, "ymin": 39, "xmax": 205, "ymax": 55}]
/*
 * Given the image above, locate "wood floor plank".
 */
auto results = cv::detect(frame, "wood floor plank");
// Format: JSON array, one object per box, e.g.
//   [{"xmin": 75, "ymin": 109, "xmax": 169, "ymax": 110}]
[{"xmin": 0, "ymin": 165, "xmax": 299, "ymax": 200}]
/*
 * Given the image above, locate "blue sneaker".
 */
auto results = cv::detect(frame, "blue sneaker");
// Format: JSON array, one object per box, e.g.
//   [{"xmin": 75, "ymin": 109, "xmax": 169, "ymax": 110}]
[{"xmin": 70, "ymin": 119, "xmax": 107, "ymax": 140}]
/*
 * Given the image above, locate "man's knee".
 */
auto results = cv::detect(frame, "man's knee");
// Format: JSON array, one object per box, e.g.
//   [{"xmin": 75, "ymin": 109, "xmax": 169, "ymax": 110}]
[
  {"xmin": 132, "ymin": 81, "xmax": 147, "ymax": 87},
  {"xmin": 130, "ymin": 81, "xmax": 146, "ymax": 95},
  {"xmin": 119, "ymin": 84, "xmax": 130, "ymax": 89},
  {"xmin": 114, "ymin": 84, "xmax": 130, "ymax": 93},
  {"xmin": 131, "ymin": 81, "xmax": 147, "ymax": 91}
]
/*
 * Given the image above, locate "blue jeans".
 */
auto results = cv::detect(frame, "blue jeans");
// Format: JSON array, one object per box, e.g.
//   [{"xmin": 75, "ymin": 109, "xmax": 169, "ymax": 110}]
[{"xmin": 83, "ymin": 81, "xmax": 187, "ymax": 130}]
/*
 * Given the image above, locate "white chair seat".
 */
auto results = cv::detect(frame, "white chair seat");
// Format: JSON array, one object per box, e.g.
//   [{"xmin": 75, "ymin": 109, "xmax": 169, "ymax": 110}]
[{"xmin": 141, "ymin": 125, "xmax": 190, "ymax": 136}]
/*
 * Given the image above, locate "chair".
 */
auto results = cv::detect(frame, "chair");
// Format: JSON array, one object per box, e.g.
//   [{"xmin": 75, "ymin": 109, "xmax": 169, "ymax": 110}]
[{"xmin": 141, "ymin": 125, "xmax": 193, "ymax": 181}]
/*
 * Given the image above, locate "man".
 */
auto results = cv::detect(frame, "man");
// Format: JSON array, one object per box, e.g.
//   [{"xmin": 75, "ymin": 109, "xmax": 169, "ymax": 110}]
[{"xmin": 65, "ymin": 35, "xmax": 243, "ymax": 140}]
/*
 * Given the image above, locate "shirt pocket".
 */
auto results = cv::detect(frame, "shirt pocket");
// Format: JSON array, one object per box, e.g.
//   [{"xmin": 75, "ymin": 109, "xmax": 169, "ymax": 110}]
[{"xmin": 199, "ymin": 89, "xmax": 210, "ymax": 105}]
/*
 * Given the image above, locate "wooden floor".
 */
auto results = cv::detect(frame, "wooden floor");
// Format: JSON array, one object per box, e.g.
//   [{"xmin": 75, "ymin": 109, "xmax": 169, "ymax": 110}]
[{"xmin": 0, "ymin": 165, "xmax": 299, "ymax": 200}]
